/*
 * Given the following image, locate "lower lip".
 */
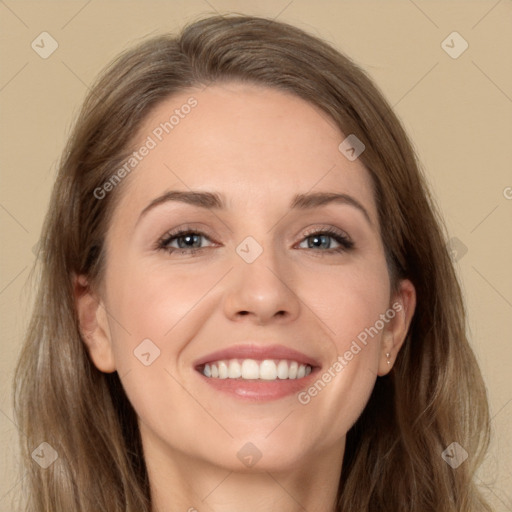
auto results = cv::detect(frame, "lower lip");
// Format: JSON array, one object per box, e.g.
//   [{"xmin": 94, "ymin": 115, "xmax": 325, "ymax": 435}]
[{"xmin": 197, "ymin": 369, "xmax": 319, "ymax": 401}]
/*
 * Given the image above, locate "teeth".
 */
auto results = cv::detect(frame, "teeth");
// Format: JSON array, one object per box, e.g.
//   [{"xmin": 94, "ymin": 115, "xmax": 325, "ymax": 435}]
[
  {"xmin": 277, "ymin": 360, "xmax": 288, "ymax": 379},
  {"xmin": 241, "ymin": 359, "xmax": 260, "ymax": 379},
  {"xmin": 218, "ymin": 361, "xmax": 228, "ymax": 379},
  {"xmin": 228, "ymin": 360, "xmax": 241, "ymax": 378},
  {"xmin": 289, "ymin": 361, "xmax": 298, "ymax": 379},
  {"xmin": 201, "ymin": 359, "xmax": 313, "ymax": 380},
  {"xmin": 259, "ymin": 360, "xmax": 277, "ymax": 380}
]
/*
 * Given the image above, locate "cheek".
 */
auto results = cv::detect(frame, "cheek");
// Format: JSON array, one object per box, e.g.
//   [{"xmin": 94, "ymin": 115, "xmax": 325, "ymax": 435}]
[
  {"xmin": 294, "ymin": 257, "xmax": 390, "ymax": 434},
  {"xmin": 101, "ymin": 262, "xmax": 219, "ymax": 446},
  {"xmin": 102, "ymin": 242, "xmax": 391, "ymax": 450},
  {"xmin": 103, "ymin": 255, "xmax": 231, "ymax": 372},
  {"xmin": 299, "ymin": 254, "xmax": 391, "ymax": 347},
  {"xmin": 125, "ymin": 276, "xmax": 203, "ymax": 337},
  {"xmin": 107, "ymin": 246, "xmax": 390, "ymax": 375}
]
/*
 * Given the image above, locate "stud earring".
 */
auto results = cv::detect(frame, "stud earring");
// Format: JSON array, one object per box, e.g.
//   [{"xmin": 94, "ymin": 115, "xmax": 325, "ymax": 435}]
[{"xmin": 386, "ymin": 352, "xmax": 391, "ymax": 365}]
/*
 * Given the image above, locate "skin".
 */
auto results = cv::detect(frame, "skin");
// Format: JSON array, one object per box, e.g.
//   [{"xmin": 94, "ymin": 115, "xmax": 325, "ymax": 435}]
[{"xmin": 76, "ymin": 82, "xmax": 416, "ymax": 512}]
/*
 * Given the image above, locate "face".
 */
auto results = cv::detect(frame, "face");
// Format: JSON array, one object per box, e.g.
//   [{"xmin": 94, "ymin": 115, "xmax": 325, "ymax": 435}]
[{"xmin": 78, "ymin": 82, "xmax": 415, "ymax": 474}]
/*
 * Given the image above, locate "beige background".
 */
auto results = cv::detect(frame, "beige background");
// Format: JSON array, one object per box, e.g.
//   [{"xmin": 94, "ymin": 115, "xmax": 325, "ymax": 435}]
[{"xmin": 1, "ymin": 1, "xmax": 511, "ymax": 510}]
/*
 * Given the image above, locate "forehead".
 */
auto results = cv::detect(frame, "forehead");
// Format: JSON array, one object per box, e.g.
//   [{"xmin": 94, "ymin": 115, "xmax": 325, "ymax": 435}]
[{"xmin": 112, "ymin": 82, "xmax": 377, "ymax": 223}]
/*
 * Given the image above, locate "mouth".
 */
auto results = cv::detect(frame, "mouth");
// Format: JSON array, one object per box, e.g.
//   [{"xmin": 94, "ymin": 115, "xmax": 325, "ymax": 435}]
[
  {"xmin": 200, "ymin": 359, "xmax": 312, "ymax": 380},
  {"xmin": 194, "ymin": 344, "xmax": 320, "ymax": 401}
]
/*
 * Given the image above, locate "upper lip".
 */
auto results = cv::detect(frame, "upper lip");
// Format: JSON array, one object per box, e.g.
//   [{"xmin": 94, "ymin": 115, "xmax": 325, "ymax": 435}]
[{"xmin": 194, "ymin": 343, "xmax": 321, "ymax": 369}]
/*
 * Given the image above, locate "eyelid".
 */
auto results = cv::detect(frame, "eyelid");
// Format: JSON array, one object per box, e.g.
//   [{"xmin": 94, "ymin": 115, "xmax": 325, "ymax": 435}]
[
  {"xmin": 299, "ymin": 224, "xmax": 352, "ymax": 242},
  {"xmin": 294, "ymin": 225, "xmax": 354, "ymax": 252},
  {"xmin": 155, "ymin": 224, "xmax": 219, "ymax": 250},
  {"xmin": 156, "ymin": 224, "xmax": 351, "ymax": 243},
  {"xmin": 155, "ymin": 222, "xmax": 354, "ymax": 258}
]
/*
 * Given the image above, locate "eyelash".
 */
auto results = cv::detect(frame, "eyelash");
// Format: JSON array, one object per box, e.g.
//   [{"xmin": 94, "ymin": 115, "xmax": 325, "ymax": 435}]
[{"xmin": 156, "ymin": 226, "xmax": 354, "ymax": 256}]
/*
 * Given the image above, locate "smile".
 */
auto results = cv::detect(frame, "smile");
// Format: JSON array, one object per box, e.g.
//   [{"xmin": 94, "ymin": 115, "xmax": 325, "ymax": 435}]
[
  {"xmin": 194, "ymin": 343, "xmax": 320, "ymax": 401},
  {"xmin": 202, "ymin": 359, "xmax": 313, "ymax": 380}
]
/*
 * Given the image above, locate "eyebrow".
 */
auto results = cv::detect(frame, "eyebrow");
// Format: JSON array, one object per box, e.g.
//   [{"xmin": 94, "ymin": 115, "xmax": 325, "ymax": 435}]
[{"xmin": 138, "ymin": 190, "xmax": 372, "ymax": 225}]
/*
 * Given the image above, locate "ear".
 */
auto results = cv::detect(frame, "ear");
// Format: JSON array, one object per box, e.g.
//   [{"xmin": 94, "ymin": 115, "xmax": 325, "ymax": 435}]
[
  {"xmin": 73, "ymin": 274, "xmax": 116, "ymax": 373},
  {"xmin": 378, "ymin": 279, "xmax": 416, "ymax": 376}
]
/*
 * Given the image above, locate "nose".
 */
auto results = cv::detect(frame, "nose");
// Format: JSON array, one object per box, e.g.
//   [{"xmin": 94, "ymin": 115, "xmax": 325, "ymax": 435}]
[{"xmin": 222, "ymin": 242, "xmax": 301, "ymax": 326}]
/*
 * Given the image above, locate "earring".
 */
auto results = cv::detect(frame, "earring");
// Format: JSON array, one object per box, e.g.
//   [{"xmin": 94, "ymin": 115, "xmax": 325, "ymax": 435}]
[{"xmin": 386, "ymin": 352, "xmax": 391, "ymax": 365}]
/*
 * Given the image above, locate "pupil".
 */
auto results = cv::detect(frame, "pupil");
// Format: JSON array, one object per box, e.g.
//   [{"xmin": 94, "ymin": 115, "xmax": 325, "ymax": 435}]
[
  {"xmin": 179, "ymin": 234, "xmax": 200, "ymax": 248},
  {"xmin": 309, "ymin": 235, "xmax": 330, "ymax": 249}
]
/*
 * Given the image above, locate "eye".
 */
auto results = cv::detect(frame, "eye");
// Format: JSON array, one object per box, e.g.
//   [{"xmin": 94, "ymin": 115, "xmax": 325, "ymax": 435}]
[
  {"xmin": 155, "ymin": 226, "xmax": 354, "ymax": 256},
  {"xmin": 297, "ymin": 228, "xmax": 354, "ymax": 253},
  {"xmin": 157, "ymin": 228, "xmax": 216, "ymax": 254}
]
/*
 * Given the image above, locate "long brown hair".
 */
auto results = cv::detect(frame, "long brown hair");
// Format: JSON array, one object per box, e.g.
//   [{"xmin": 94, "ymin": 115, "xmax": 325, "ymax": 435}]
[{"xmin": 13, "ymin": 13, "xmax": 492, "ymax": 511}]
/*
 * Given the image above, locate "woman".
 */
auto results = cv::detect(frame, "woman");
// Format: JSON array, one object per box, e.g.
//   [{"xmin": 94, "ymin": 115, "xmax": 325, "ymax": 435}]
[{"xmin": 13, "ymin": 13, "xmax": 492, "ymax": 512}]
